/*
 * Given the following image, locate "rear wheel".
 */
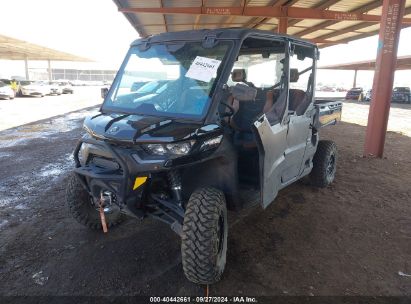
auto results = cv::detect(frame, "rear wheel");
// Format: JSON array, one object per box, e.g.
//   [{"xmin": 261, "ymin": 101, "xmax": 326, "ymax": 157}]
[
  {"xmin": 309, "ymin": 140, "xmax": 337, "ymax": 188},
  {"xmin": 181, "ymin": 187, "xmax": 228, "ymax": 284},
  {"xmin": 66, "ymin": 173, "xmax": 125, "ymax": 229}
]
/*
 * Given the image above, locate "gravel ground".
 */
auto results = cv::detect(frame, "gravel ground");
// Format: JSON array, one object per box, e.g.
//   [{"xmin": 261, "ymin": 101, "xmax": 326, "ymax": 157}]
[
  {"xmin": 0, "ymin": 106, "xmax": 410, "ymax": 297},
  {"xmin": 341, "ymin": 100, "xmax": 411, "ymax": 137},
  {"xmin": 0, "ymin": 87, "xmax": 102, "ymax": 131}
]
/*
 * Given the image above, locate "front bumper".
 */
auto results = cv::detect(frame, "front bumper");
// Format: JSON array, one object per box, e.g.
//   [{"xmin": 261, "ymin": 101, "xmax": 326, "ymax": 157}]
[
  {"xmin": 73, "ymin": 136, "xmax": 191, "ymax": 226},
  {"xmin": 21, "ymin": 90, "xmax": 43, "ymax": 96},
  {"xmin": 73, "ymin": 134, "xmax": 180, "ymax": 208},
  {"xmin": 392, "ymin": 95, "xmax": 406, "ymax": 102},
  {"xmin": 0, "ymin": 93, "xmax": 12, "ymax": 99}
]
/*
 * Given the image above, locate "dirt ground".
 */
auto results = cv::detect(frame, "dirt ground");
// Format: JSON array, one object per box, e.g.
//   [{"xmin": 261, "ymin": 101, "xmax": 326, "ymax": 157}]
[{"xmin": 0, "ymin": 107, "xmax": 410, "ymax": 297}]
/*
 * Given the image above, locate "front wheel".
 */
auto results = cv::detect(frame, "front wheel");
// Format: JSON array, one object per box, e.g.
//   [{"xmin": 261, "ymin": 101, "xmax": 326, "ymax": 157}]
[
  {"xmin": 181, "ymin": 188, "xmax": 228, "ymax": 284},
  {"xmin": 66, "ymin": 173, "xmax": 125, "ymax": 229},
  {"xmin": 309, "ymin": 140, "xmax": 338, "ymax": 188}
]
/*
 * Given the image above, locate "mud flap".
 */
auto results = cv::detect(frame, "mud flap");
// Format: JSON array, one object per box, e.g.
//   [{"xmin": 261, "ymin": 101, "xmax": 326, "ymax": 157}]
[{"xmin": 252, "ymin": 115, "xmax": 288, "ymax": 208}]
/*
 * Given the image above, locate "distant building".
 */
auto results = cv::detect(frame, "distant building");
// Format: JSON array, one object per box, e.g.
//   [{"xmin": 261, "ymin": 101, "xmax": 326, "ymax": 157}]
[{"xmin": 27, "ymin": 68, "xmax": 116, "ymax": 81}]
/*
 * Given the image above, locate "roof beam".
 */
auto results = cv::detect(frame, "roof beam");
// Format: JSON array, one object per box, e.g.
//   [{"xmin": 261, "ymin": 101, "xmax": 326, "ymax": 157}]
[
  {"xmin": 315, "ymin": 5, "xmax": 411, "ymax": 41},
  {"xmin": 320, "ymin": 23, "xmax": 411, "ymax": 48},
  {"xmin": 243, "ymin": 0, "xmax": 278, "ymax": 29},
  {"xmin": 160, "ymin": 0, "xmax": 168, "ymax": 33},
  {"xmin": 286, "ymin": 0, "xmax": 341, "ymax": 28},
  {"xmin": 194, "ymin": 0, "xmax": 204, "ymax": 30},
  {"xmin": 294, "ymin": 0, "xmax": 382, "ymax": 37},
  {"xmin": 252, "ymin": 0, "xmax": 299, "ymax": 30},
  {"xmin": 119, "ymin": 5, "xmax": 411, "ymax": 23}
]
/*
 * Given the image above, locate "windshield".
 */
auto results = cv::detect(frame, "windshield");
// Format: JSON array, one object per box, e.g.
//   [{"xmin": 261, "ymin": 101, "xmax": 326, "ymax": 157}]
[{"xmin": 103, "ymin": 41, "xmax": 231, "ymax": 119}]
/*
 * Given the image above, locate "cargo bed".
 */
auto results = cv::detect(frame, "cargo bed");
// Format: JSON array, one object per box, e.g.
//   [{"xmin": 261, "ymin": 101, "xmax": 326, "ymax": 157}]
[{"xmin": 314, "ymin": 99, "xmax": 343, "ymax": 129}]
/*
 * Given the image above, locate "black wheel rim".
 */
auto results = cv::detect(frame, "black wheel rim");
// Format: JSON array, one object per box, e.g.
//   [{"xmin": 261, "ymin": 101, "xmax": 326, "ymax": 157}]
[
  {"xmin": 216, "ymin": 213, "xmax": 225, "ymax": 256},
  {"xmin": 327, "ymin": 153, "xmax": 336, "ymax": 178}
]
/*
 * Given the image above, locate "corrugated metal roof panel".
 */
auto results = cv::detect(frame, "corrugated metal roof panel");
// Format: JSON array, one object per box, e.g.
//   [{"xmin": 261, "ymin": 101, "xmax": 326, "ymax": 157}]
[
  {"xmin": 163, "ymin": 0, "xmax": 202, "ymax": 7},
  {"xmin": 328, "ymin": 31, "xmax": 362, "ymax": 41},
  {"xmin": 127, "ymin": 0, "xmax": 161, "ymax": 8},
  {"xmin": 113, "ymin": 0, "xmax": 411, "ymax": 46},
  {"xmin": 330, "ymin": 0, "xmax": 375, "ymax": 12},
  {"xmin": 304, "ymin": 29, "xmax": 335, "ymax": 39},
  {"xmin": 293, "ymin": 0, "xmax": 319, "ymax": 8},
  {"xmin": 357, "ymin": 24, "xmax": 381, "ymax": 33},
  {"xmin": 247, "ymin": 0, "xmax": 274, "ymax": 6},
  {"xmin": 326, "ymin": 21, "xmax": 363, "ymax": 31}
]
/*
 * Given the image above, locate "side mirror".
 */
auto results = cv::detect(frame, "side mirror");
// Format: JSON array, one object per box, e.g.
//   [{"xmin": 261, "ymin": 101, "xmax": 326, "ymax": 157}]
[
  {"xmin": 231, "ymin": 83, "xmax": 257, "ymax": 101},
  {"xmin": 101, "ymin": 87, "xmax": 109, "ymax": 99}
]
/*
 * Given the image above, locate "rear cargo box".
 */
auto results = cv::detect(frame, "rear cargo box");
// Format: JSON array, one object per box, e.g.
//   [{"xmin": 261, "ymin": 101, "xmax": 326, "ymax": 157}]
[{"xmin": 314, "ymin": 99, "xmax": 343, "ymax": 128}]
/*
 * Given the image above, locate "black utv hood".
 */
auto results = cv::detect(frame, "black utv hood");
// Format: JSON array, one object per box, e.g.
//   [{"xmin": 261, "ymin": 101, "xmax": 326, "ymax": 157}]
[{"xmin": 83, "ymin": 113, "xmax": 220, "ymax": 144}]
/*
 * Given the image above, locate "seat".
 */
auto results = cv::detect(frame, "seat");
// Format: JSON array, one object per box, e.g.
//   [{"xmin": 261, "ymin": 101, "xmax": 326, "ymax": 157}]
[
  {"xmin": 231, "ymin": 68, "xmax": 255, "ymax": 88},
  {"xmin": 289, "ymin": 89, "xmax": 307, "ymax": 113},
  {"xmin": 229, "ymin": 69, "xmax": 275, "ymax": 131},
  {"xmin": 288, "ymin": 70, "xmax": 312, "ymax": 116}
]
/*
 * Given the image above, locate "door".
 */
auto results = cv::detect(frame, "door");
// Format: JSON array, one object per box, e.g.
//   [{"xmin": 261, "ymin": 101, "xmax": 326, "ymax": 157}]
[
  {"xmin": 253, "ymin": 114, "xmax": 288, "ymax": 208},
  {"xmin": 234, "ymin": 36, "xmax": 289, "ymax": 208},
  {"xmin": 282, "ymin": 44, "xmax": 315, "ymax": 182},
  {"xmin": 282, "ymin": 114, "xmax": 311, "ymax": 182}
]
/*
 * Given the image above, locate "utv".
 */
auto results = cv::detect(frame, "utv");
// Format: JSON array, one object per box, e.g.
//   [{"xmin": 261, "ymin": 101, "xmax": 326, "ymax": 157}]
[{"xmin": 66, "ymin": 28, "xmax": 342, "ymax": 284}]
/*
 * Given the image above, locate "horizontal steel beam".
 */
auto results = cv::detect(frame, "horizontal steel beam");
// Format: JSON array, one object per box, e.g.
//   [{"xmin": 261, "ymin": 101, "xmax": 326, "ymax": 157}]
[{"xmin": 119, "ymin": 6, "xmax": 411, "ymax": 23}]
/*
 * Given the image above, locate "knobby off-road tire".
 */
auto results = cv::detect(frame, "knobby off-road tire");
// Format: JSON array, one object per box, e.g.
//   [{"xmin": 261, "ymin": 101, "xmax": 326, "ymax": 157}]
[
  {"xmin": 66, "ymin": 173, "xmax": 125, "ymax": 230},
  {"xmin": 310, "ymin": 140, "xmax": 338, "ymax": 188},
  {"xmin": 181, "ymin": 188, "xmax": 228, "ymax": 285}
]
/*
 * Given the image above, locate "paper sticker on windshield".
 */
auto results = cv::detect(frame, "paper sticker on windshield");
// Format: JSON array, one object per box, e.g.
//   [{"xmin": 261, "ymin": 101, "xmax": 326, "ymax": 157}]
[{"xmin": 185, "ymin": 56, "xmax": 222, "ymax": 82}]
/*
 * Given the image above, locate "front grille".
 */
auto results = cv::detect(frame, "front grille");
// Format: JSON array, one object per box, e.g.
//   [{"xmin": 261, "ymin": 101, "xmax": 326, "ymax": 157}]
[{"xmin": 90, "ymin": 156, "xmax": 121, "ymax": 171}]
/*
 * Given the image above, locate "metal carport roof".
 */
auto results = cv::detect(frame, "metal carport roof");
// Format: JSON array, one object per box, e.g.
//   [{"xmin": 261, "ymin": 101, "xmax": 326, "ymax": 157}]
[
  {"xmin": 319, "ymin": 55, "xmax": 411, "ymax": 70},
  {"xmin": 0, "ymin": 34, "xmax": 92, "ymax": 61},
  {"xmin": 113, "ymin": 0, "xmax": 411, "ymax": 47}
]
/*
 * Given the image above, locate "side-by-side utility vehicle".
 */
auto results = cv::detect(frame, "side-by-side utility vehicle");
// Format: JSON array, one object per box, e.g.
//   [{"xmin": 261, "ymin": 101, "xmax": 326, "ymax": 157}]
[{"xmin": 66, "ymin": 28, "xmax": 342, "ymax": 284}]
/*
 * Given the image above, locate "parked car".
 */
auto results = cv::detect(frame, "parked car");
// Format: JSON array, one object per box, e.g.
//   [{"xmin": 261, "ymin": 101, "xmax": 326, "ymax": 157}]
[
  {"xmin": 58, "ymin": 82, "xmax": 74, "ymax": 94},
  {"xmin": 19, "ymin": 81, "xmax": 49, "ymax": 97},
  {"xmin": 364, "ymin": 89, "xmax": 372, "ymax": 101},
  {"xmin": 345, "ymin": 87, "xmax": 364, "ymax": 101},
  {"xmin": 319, "ymin": 86, "xmax": 336, "ymax": 92},
  {"xmin": 391, "ymin": 87, "xmax": 411, "ymax": 104},
  {"xmin": 0, "ymin": 80, "xmax": 15, "ymax": 99},
  {"xmin": 0, "ymin": 79, "xmax": 19, "ymax": 96},
  {"xmin": 42, "ymin": 81, "xmax": 62, "ymax": 95}
]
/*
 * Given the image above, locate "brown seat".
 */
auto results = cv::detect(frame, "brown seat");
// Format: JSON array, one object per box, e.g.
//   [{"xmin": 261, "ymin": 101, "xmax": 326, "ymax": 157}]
[
  {"xmin": 289, "ymin": 89, "xmax": 307, "ymax": 114},
  {"xmin": 288, "ymin": 70, "xmax": 312, "ymax": 116}
]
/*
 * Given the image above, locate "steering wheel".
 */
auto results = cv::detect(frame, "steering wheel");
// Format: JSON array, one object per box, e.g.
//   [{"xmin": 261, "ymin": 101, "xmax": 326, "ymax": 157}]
[{"xmin": 220, "ymin": 101, "xmax": 235, "ymax": 117}]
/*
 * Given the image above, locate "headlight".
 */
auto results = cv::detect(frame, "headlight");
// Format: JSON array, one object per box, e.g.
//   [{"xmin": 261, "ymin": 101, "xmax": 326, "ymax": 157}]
[
  {"xmin": 144, "ymin": 140, "xmax": 195, "ymax": 156},
  {"xmin": 200, "ymin": 135, "xmax": 223, "ymax": 151},
  {"xmin": 78, "ymin": 143, "xmax": 88, "ymax": 165}
]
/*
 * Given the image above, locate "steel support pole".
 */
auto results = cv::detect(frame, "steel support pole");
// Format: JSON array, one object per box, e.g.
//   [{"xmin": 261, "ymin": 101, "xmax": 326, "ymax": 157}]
[
  {"xmin": 353, "ymin": 69, "xmax": 358, "ymax": 88},
  {"xmin": 48, "ymin": 59, "xmax": 52, "ymax": 81},
  {"xmin": 24, "ymin": 56, "xmax": 29, "ymax": 80},
  {"xmin": 364, "ymin": 0, "xmax": 405, "ymax": 157},
  {"xmin": 278, "ymin": 17, "xmax": 288, "ymax": 34}
]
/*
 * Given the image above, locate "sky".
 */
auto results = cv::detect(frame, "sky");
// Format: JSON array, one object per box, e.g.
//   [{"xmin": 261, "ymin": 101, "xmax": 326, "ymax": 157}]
[{"xmin": 0, "ymin": 0, "xmax": 410, "ymax": 88}]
